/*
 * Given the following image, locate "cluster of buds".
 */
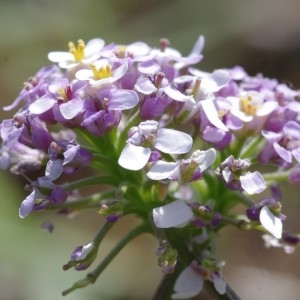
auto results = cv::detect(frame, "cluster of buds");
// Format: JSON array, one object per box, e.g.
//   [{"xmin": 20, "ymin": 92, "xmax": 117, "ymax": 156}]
[{"xmin": 1, "ymin": 35, "xmax": 300, "ymax": 299}]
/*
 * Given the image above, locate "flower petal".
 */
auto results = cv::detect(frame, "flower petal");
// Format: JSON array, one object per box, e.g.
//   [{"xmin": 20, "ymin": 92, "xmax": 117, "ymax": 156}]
[
  {"xmin": 29, "ymin": 96, "xmax": 57, "ymax": 114},
  {"xmin": 172, "ymin": 266, "xmax": 204, "ymax": 299},
  {"xmin": 259, "ymin": 206, "xmax": 282, "ymax": 239},
  {"xmin": 45, "ymin": 159, "xmax": 63, "ymax": 181},
  {"xmin": 118, "ymin": 143, "xmax": 151, "ymax": 170},
  {"xmin": 201, "ymin": 99, "xmax": 228, "ymax": 131},
  {"xmin": 164, "ymin": 85, "xmax": 191, "ymax": 102},
  {"xmin": 155, "ymin": 129, "xmax": 193, "ymax": 154},
  {"xmin": 59, "ymin": 96, "xmax": 84, "ymax": 119},
  {"xmin": 108, "ymin": 89, "xmax": 139, "ymax": 110},
  {"xmin": 212, "ymin": 273, "xmax": 226, "ymax": 295},
  {"xmin": 152, "ymin": 200, "xmax": 194, "ymax": 228},
  {"xmin": 19, "ymin": 189, "xmax": 37, "ymax": 218},
  {"xmin": 147, "ymin": 161, "xmax": 179, "ymax": 180},
  {"xmin": 240, "ymin": 171, "xmax": 266, "ymax": 194}
]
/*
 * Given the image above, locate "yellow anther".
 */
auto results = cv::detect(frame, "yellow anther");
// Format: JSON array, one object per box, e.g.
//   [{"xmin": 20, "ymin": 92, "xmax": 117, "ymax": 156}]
[
  {"xmin": 240, "ymin": 96, "xmax": 257, "ymax": 116},
  {"xmin": 58, "ymin": 88, "xmax": 66, "ymax": 100},
  {"xmin": 115, "ymin": 45, "xmax": 127, "ymax": 59},
  {"xmin": 68, "ymin": 39, "xmax": 85, "ymax": 61},
  {"xmin": 90, "ymin": 64, "xmax": 112, "ymax": 80}
]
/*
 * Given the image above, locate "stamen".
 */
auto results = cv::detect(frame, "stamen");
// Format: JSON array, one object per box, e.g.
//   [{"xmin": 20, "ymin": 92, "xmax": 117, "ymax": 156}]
[
  {"xmin": 192, "ymin": 78, "xmax": 201, "ymax": 97},
  {"xmin": 240, "ymin": 96, "xmax": 257, "ymax": 116},
  {"xmin": 68, "ymin": 39, "xmax": 85, "ymax": 61},
  {"xmin": 90, "ymin": 64, "xmax": 112, "ymax": 80},
  {"xmin": 115, "ymin": 45, "xmax": 127, "ymax": 59}
]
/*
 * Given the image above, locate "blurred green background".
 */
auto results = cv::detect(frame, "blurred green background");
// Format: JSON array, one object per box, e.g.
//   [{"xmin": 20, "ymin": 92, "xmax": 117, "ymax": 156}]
[{"xmin": 1, "ymin": 1, "xmax": 300, "ymax": 299}]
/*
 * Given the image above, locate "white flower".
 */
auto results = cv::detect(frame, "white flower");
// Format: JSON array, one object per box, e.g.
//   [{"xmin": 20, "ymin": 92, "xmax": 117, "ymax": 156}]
[
  {"xmin": 48, "ymin": 38, "xmax": 104, "ymax": 69},
  {"xmin": 118, "ymin": 120, "xmax": 193, "ymax": 171},
  {"xmin": 75, "ymin": 59, "xmax": 128, "ymax": 87},
  {"xmin": 227, "ymin": 91, "xmax": 278, "ymax": 123}
]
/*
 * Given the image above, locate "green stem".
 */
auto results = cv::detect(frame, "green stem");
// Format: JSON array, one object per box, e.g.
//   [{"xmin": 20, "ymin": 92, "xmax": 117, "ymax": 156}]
[
  {"xmin": 49, "ymin": 190, "xmax": 115, "ymax": 210},
  {"xmin": 263, "ymin": 169, "xmax": 290, "ymax": 185},
  {"xmin": 62, "ymin": 222, "xmax": 150, "ymax": 296},
  {"xmin": 93, "ymin": 220, "xmax": 115, "ymax": 246},
  {"xmin": 117, "ymin": 109, "xmax": 140, "ymax": 152},
  {"xmin": 61, "ymin": 175, "xmax": 118, "ymax": 191},
  {"xmin": 239, "ymin": 134, "xmax": 265, "ymax": 159}
]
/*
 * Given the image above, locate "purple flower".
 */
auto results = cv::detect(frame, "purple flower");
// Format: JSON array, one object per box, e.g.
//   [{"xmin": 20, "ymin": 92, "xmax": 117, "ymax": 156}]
[
  {"xmin": 29, "ymin": 79, "xmax": 86, "ymax": 123},
  {"xmin": 81, "ymin": 87, "xmax": 138, "ymax": 136},
  {"xmin": 260, "ymin": 121, "xmax": 300, "ymax": 165},
  {"xmin": 4, "ymin": 65, "xmax": 62, "ymax": 111}
]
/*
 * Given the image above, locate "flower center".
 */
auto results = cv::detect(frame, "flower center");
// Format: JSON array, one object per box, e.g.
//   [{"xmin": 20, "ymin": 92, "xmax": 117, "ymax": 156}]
[
  {"xmin": 114, "ymin": 45, "xmax": 127, "ymax": 59},
  {"xmin": 90, "ymin": 64, "xmax": 112, "ymax": 80},
  {"xmin": 68, "ymin": 39, "xmax": 85, "ymax": 62},
  {"xmin": 240, "ymin": 95, "xmax": 258, "ymax": 116}
]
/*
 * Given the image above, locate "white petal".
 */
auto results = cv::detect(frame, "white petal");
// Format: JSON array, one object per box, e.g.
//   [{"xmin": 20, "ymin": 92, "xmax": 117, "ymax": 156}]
[
  {"xmin": 192, "ymin": 148, "xmax": 217, "ymax": 172},
  {"xmin": 108, "ymin": 89, "xmax": 139, "ymax": 110},
  {"xmin": 127, "ymin": 42, "xmax": 150, "ymax": 56},
  {"xmin": 164, "ymin": 85, "xmax": 191, "ymax": 102},
  {"xmin": 112, "ymin": 62, "xmax": 128, "ymax": 81},
  {"xmin": 137, "ymin": 61, "xmax": 160, "ymax": 75},
  {"xmin": 201, "ymin": 70, "xmax": 230, "ymax": 93},
  {"xmin": 19, "ymin": 190, "xmax": 36, "ymax": 218},
  {"xmin": 147, "ymin": 161, "xmax": 179, "ymax": 180},
  {"xmin": 259, "ymin": 206, "xmax": 282, "ymax": 239},
  {"xmin": 152, "ymin": 200, "xmax": 194, "ymax": 228},
  {"xmin": 201, "ymin": 99, "xmax": 229, "ymax": 131},
  {"xmin": 84, "ymin": 38, "xmax": 105, "ymax": 56},
  {"xmin": 48, "ymin": 51, "xmax": 73, "ymax": 63},
  {"xmin": 155, "ymin": 129, "xmax": 193, "ymax": 154},
  {"xmin": 76, "ymin": 243, "xmax": 94, "ymax": 261},
  {"xmin": 59, "ymin": 97, "xmax": 83, "ymax": 119},
  {"xmin": 240, "ymin": 171, "xmax": 266, "ymax": 194},
  {"xmin": 256, "ymin": 101, "xmax": 278, "ymax": 116},
  {"xmin": 135, "ymin": 77, "xmax": 157, "ymax": 95},
  {"xmin": 45, "ymin": 159, "xmax": 63, "ymax": 181},
  {"xmin": 174, "ymin": 75, "xmax": 195, "ymax": 84},
  {"xmin": 29, "ymin": 96, "xmax": 56, "ymax": 114},
  {"xmin": 118, "ymin": 143, "xmax": 151, "ymax": 170},
  {"xmin": 75, "ymin": 69, "xmax": 93, "ymax": 81},
  {"xmin": 172, "ymin": 266, "xmax": 203, "ymax": 299},
  {"xmin": 213, "ymin": 273, "xmax": 227, "ymax": 295}
]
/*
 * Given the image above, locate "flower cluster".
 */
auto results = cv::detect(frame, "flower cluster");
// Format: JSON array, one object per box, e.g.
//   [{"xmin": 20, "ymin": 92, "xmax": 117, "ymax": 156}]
[{"xmin": 1, "ymin": 36, "xmax": 300, "ymax": 299}]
